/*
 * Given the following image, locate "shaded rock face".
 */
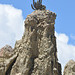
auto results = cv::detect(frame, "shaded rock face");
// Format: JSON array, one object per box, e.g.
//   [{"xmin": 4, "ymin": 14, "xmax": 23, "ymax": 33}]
[
  {"xmin": 10, "ymin": 10, "xmax": 61, "ymax": 75},
  {"xmin": 63, "ymin": 60, "xmax": 75, "ymax": 75}
]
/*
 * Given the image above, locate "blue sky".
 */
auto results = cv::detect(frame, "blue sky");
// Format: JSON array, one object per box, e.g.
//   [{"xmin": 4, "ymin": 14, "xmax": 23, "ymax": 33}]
[
  {"xmin": 0, "ymin": 0, "xmax": 75, "ymax": 73},
  {"xmin": 0, "ymin": 0, "xmax": 75, "ymax": 45}
]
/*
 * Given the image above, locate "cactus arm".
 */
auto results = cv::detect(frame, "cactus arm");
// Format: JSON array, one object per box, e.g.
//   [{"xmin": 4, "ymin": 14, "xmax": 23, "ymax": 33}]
[
  {"xmin": 33, "ymin": 0, "xmax": 35, "ymax": 5},
  {"xmin": 41, "ymin": 0, "xmax": 42, "ymax": 4},
  {"xmin": 31, "ymin": 4, "xmax": 36, "ymax": 10},
  {"xmin": 39, "ymin": 0, "xmax": 42, "ymax": 4}
]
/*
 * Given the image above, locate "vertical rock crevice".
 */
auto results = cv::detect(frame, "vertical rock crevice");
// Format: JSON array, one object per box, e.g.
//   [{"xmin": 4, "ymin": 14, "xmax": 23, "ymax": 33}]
[
  {"xmin": 28, "ymin": 57, "xmax": 35, "ymax": 75},
  {"xmin": 5, "ymin": 57, "xmax": 17, "ymax": 75}
]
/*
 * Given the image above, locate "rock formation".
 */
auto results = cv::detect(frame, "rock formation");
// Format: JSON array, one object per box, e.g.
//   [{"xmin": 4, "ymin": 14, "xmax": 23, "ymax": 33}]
[
  {"xmin": 63, "ymin": 60, "xmax": 75, "ymax": 75},
  {"xmin": 0, "ymin": 45, "xmax": 13, "ymax": 58},
  {"xmin": 10, "ymin": 10, "xmax": 62, "ymax": 75},
  {"xmin": 0, "ymin": 10, "xmax": 62, "ymax": 75},
  {"xmin": 0, "ymin": 45, "xmax": 17, "ymax": 75}
]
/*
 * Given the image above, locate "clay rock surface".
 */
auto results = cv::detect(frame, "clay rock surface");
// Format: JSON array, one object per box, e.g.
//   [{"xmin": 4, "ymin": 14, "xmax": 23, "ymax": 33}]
[
  {"xmin": 10, "ymin": 10, "xmax": 61, "ymax": 75},
  {"xmin": 63, "ymin": 60, "xmax": 75, "ymax": 75}
]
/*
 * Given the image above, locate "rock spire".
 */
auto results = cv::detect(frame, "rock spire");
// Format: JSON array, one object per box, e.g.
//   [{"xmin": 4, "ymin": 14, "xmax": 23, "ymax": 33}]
[
  {"xmin": 10, "ymin": 10, "xmax": 62, "ymax": 75},
  {"xmin": 0, "ymin": 10, "xmax": 62, "ymax": 75}
]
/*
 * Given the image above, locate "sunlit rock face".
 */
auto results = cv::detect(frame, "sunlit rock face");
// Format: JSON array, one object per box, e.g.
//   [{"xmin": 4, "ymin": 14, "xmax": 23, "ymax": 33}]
[
  {"xmin": 0, "ymin": 10, "xmax": 62, "ymax": 75},
  {"xmin": 10, "ymin": 10, "xmax": 61, "ymax": 75},
  {"xmin": 63, "ymin": 60, "xmax": 75, "ymax": 75}
]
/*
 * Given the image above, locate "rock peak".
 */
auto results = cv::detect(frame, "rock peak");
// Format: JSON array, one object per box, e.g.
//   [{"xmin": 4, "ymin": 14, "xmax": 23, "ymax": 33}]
[
  {"xmin": 10, "ymin": 10, "xmax": 61, "ymax": 75},
  {"xmin": 0, "ymin": 10, "xmax": 62, "ymax": 75}
]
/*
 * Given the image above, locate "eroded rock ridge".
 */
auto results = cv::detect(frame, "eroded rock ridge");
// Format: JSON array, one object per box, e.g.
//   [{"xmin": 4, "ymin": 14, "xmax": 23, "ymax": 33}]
[
  {"xmin": 10, "ymin": 10, "xmax": 61, "ymax": 75},
  {"xmin": 0, "ymin": 10, "xmax": 62, "ymax": 75}
]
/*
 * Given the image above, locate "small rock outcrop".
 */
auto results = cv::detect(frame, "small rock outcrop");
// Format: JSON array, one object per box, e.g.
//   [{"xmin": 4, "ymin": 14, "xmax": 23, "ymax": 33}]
[
  {"xmin": 63, "ymin": 60, "xmax": 75, "ymax": 75},
  {"xmin": 10, "ymin": 10, "xmax": 61, "ymax": 75},
  {"xmin": 0, "ymin": 45, "xmax": 17, "ymax": 75},
  {"xmin": 0, "ymin": 45, "xmax": 13, "ymax": 58}
]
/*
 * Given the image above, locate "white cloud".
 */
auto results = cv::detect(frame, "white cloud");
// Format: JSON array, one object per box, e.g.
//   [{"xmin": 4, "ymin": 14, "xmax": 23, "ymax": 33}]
[
  {"xmin": 55, "ymin": 32, "xmax": 75, "ymax": 73},
  {"xmin": 0, "ymin": 4, "xmax": 24, "ymax": 48}
]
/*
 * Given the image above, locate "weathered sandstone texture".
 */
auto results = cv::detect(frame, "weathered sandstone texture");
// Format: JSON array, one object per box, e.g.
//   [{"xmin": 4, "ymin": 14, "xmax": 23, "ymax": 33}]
[
  {"xmin": 0, "ymin": 10, "xmax": 62, "ymax": 75},
  {"xmin": 63, "ymin": 60, "xmax": 75, "ymax": 75},
  {"xmin": 0, "ymin": 45, "xmax": 13, "ymax": 57},
  {"xmin": 0, "ymin": 45, "xmax": 17, "ymax": 75},
  {"xmin": 10, "ymin": 10, "xmax": 61, "ymax": 75}
]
